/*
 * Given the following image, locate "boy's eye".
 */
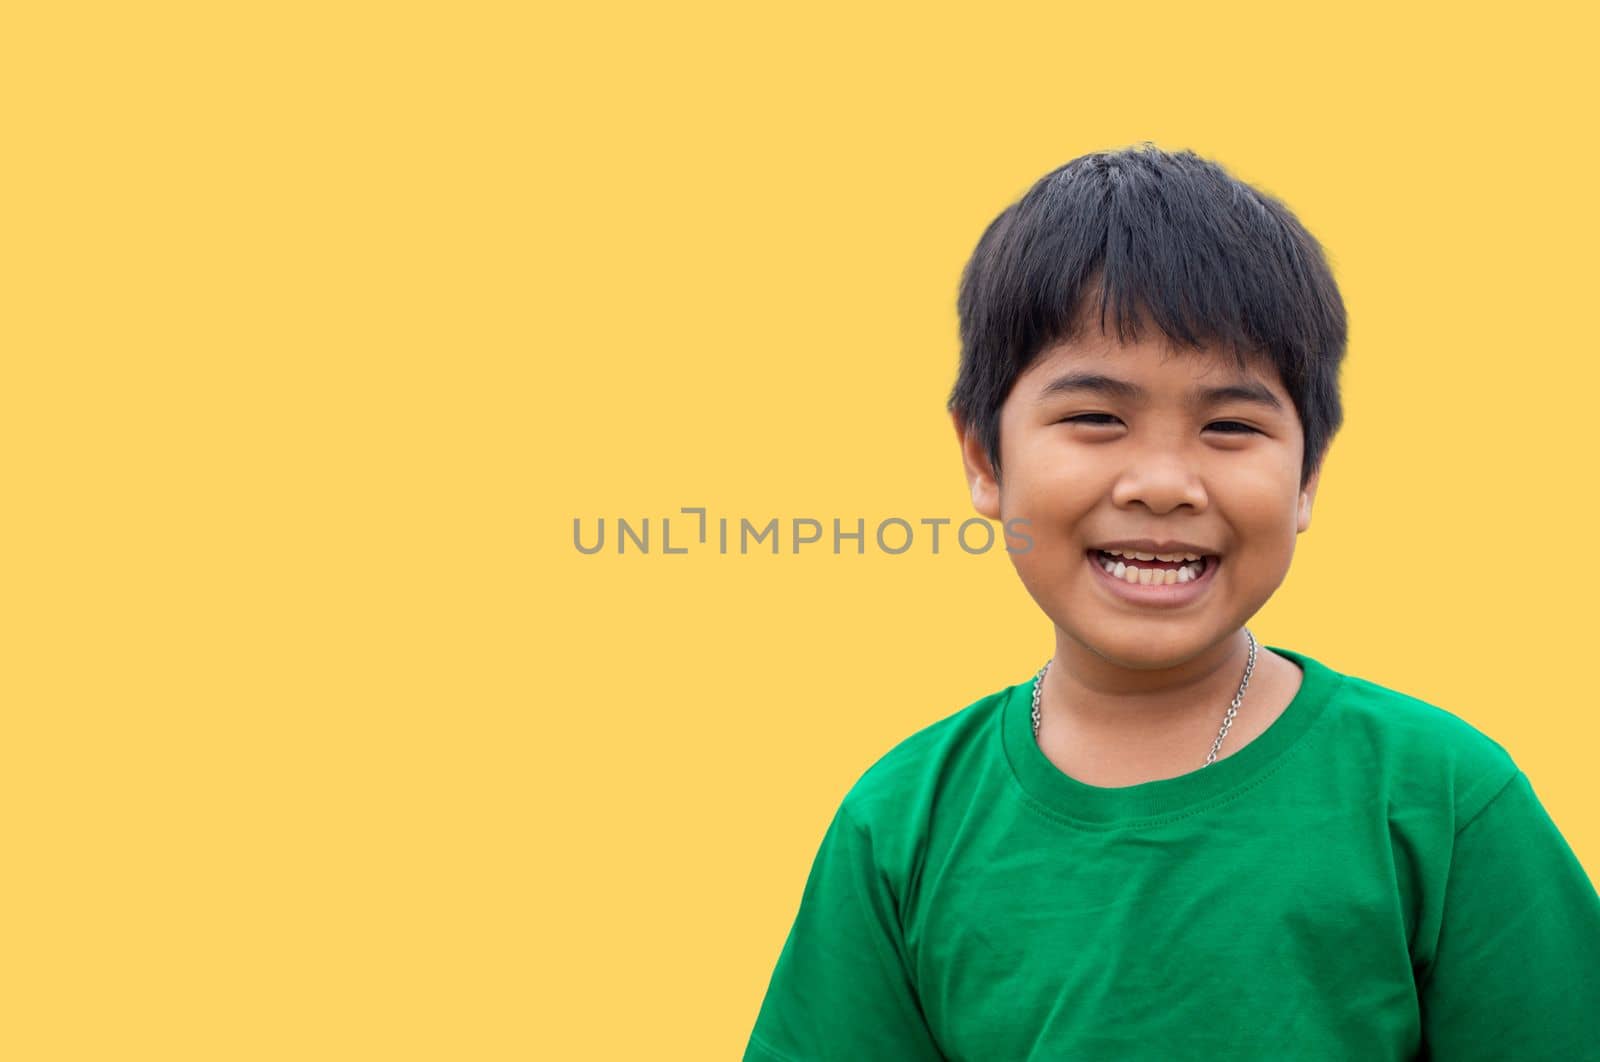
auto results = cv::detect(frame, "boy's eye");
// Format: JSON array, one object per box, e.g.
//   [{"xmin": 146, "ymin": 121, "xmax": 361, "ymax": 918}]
[{"xmin": 1057, "ymin": 414, "xmax": 1259, "ymax": 434}]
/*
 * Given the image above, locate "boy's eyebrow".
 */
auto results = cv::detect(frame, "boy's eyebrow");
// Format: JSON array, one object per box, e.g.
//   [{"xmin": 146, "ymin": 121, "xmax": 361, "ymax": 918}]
[{"xmin": 1035, "ymin": 371, "xmax": 1285, "ymax": 412}]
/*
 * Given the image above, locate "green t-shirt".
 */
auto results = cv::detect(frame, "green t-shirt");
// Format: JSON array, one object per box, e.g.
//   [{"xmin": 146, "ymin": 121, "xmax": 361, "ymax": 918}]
[{"xmin": 743, "ymin": 646, "xmax": 1600, "ymax": 1061}]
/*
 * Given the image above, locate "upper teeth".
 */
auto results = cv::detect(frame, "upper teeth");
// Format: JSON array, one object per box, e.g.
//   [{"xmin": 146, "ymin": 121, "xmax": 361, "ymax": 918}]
[{"xmin": 1101, "ymin": 549, "xmax": 1201, "ymax": 562}]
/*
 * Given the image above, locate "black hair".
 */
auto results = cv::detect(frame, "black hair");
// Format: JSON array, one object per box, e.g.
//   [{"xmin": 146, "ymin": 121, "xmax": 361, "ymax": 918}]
[{"xmin": 948, "ymin": 143, "xmax": 1346, "ymax": 490}]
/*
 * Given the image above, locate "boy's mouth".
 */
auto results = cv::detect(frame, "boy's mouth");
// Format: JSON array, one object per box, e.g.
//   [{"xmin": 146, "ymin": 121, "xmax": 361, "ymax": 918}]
[{"xmin": 1086, "ymin": 548, "xmax": 1220, "ymax": 587}]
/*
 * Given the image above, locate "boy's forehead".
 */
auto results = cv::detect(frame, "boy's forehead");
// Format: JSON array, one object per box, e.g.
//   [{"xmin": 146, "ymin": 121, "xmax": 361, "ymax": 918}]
[{"xmin": 1024, "ymin": 332, "xmax": 1283, "ymax": 393}]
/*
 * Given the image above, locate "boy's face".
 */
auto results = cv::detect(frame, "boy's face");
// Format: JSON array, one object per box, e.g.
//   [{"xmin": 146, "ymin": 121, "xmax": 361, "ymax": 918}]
[{"xmin": 956, "ymin": 325, "xmax": 1319, "ymax": 670}]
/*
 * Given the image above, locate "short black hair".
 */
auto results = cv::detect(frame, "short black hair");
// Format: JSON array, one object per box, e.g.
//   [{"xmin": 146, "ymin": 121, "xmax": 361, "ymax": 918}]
[{"xmin": 948, "ymin": 143, "xmax": 1346, "ymax": 490}]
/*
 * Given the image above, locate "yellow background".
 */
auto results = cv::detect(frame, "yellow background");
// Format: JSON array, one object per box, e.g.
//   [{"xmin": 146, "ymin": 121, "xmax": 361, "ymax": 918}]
[{"xmin": 4, "ymin": 2, "xmax": 1595, "ymax": 1058}]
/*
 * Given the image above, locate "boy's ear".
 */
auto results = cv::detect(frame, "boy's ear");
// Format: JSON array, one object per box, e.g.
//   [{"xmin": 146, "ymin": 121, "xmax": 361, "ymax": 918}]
[
  {"xmin": 953, "ymin": 411, "xmax": 1002, "ymax": 520},
  {"xmin": 1296, "ymin": 463, "xmax": 1322, "ymax": 534}
]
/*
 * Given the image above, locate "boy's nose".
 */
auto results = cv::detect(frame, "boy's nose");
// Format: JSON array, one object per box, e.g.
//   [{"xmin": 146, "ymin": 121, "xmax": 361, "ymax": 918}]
[{"xmin": 1109, "ymin": 457, "xmax": 1208, "ymax": 513}]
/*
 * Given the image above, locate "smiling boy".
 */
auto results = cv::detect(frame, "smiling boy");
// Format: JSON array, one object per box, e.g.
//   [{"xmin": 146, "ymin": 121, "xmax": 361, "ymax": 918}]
[
  {"xmin": 970, "ymin": 330, "xmax": 1314, "ymax": 790},
  {"xmin": 742, "ymin": 145, "xmax": 1600, "ymax": 1060}
]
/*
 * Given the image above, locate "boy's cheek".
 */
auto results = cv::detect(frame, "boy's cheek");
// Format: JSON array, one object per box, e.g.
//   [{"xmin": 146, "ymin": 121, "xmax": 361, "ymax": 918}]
[
  {"xmin": 1000, "ymin": 484, "xmax": 1088, "ymax": 537},
  {"xmin": 1007, "ymin": 535, "xmax": 1089, "ymax": 589}
]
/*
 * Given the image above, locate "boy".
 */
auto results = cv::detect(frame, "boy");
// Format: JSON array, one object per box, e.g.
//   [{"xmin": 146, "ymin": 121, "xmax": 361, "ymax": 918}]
[{"xmin": 743, "ymin": 145, "xmax": 1600, "ymax": 1060}]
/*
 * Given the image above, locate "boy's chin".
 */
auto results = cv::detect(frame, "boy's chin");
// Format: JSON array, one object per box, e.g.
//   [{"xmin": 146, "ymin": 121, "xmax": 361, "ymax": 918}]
[{"xmin": 1062, "ymin": 618, "xmax": 1238, "ymax": 671}]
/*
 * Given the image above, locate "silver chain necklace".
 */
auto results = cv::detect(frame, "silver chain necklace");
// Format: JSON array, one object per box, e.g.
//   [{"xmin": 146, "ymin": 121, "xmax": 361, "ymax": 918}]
[{"xmin": 1031, "ymin": 628, "xmax": 1258, "ymax": 768}]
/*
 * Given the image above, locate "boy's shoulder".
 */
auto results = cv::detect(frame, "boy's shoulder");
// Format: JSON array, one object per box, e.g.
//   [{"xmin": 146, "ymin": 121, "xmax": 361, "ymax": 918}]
[
  {"xmin": 834, "ymin": 676, "xmax": 1022, "ymax": 830},
  {"xmin": 1317, "ymin": 655, "xmax": 1521, "ymax": 825}
]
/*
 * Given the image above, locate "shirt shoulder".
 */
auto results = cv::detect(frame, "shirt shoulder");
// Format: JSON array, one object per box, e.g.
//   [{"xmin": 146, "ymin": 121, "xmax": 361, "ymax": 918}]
[
  {"xmin": 833, "ymin": 678, "xmax": 1021, "ymax": 848},
  {"xmin": 1324, "ymin": 664, "xmax": 1520, "ymax": 828}
]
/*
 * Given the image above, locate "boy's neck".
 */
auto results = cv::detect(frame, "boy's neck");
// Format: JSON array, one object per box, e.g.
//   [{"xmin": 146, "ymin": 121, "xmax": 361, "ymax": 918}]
[{"xmin": 1037, "ymin": 628, "xmax": 1300, "ymax": 784}]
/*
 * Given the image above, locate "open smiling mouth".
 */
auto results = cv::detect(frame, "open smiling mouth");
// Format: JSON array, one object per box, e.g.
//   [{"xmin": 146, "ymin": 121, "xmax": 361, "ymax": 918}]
[{"xmin": 1084, "ymin": 548, "xmax": 1221, "ymax": 606}]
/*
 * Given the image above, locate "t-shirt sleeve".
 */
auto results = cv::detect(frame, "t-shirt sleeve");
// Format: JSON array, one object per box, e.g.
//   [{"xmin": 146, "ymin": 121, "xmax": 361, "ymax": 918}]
[
  {"xmin": 1418, "ymin": 769, "xmax": 1600, "ymax": 1059},
  {"xmin": 743, "ymin": 801, "xmax": 947, "ymax": 1062}
]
